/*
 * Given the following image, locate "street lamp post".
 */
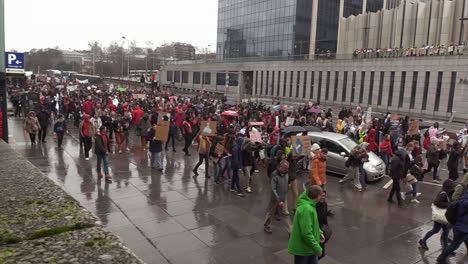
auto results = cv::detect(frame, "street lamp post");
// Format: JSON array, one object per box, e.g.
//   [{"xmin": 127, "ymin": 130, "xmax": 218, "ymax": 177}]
[
  {"xmin": 0, "ymin": 0, "xmax": 8, "ymax": 142},
  {"xmin": 122, "ymin": 36, "xmax": 130, "ymax": 78}
]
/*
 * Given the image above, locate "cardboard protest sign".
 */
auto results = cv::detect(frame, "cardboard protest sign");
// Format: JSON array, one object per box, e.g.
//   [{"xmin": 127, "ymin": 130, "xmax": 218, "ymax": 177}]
[
  {"xmin": 291, "ymin": 136, "xmax": 312, "ymax": 156},
  {"xmin": 437, "ymin": 140, "xmax": 447, "ymax": 150},
  {"xmin": 200, "ymin": 121, "xmax": 217, "ymax": 136},
  {"xmin": 249, "ymin": 122, "xmax": 264, "ymax": 126},
  {"xmin": 408, "ymin": 120, "xmax": 420, "ymax": 136},
  {"xmin": 211, "ymin": 143, "xmax": 225, "ymax": 162},
  {"xmin": 133, "ymin": 94, "xmax": 146, "ymax": 99},
  {"xmin": 391, "ymin": 113, "xmax": 399, "ymax": 120},
  {"xmin": 446, "ymin": 132, "xmax": 458, "ymax": 140},
  {"xmin": 155, "ymin": 121, "xmax": 169, "ymax": 141},
  {"xmin": 286, "ymin": 117, "xmax": 295, "ymax": 126},
  {"xmin": 249, "ymin": 131, "xmax": 262, "ymax": 143}
]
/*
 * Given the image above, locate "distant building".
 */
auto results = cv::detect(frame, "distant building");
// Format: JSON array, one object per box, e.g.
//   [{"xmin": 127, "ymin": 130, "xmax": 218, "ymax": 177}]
[{"xmin": 154, "ymin": 42, "xmax": 196, "ymax": 61}]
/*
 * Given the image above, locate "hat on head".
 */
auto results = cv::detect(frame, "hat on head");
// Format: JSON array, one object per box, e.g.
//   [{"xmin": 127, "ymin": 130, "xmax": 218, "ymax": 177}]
[{"xmin": 311, "ymin": 143, "xmax": 320, "ymax": 152}]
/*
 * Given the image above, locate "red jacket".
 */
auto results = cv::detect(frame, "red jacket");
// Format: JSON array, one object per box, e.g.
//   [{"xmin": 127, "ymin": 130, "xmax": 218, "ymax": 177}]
[
  {"xmin": 132, "ymin": 106, "xmax": 144, "ymax": 124},
  {"xmin": 83, "ymin": 100, "xmax": 94, "ymax": 115},
  {"xmin": 380, "ymin": 139, "xmax": 393, "ymax": 156},
  {"xmin": 174, "ymin": 112, "xmax": 184, "ymax": 127},
  {"xmin": 365, "ymin": 129, "xmax": 378, "ymax": 152}
]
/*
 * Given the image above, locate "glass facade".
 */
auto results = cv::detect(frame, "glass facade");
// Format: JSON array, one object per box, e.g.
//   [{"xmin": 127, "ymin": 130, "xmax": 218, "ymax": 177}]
[
  {"xmin": 217, "ymin": 0, "xmax": 311, "ymax": 59},
  {"xmin": 344, "ymin": 0, "xmax": 363, "ymax": 17},
  {"xmin": 316, "ymin": 0, "xmax": 340, "ymax": 54}
]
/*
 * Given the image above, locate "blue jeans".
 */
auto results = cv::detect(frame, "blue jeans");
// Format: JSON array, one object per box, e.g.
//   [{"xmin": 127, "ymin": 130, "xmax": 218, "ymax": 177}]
[
  {"xmin": 96, "ymin": 154, "xmax": 109, "ymax": 175},
  {"xmin": 437, "ymin": 229, "xmax": 468, "ymax": 261},
  {"xmin": 422, "ymin": 222, "xmax": 450, "ymax": 249},
  {"xmin": 294, "ymin": 255, "xmax": 318, "ymax": 264},
  {"xmin": 231, "ymin": 168, "xmax": 242, "ymax": 193},
  {"xmin": 151, "ymin": 151, "xmax": 162, "ymax": 169},
  {"xmin": 405, "ymin": 183, "xmax": 418, "ymax": 198},
  {"xmin": 381, "ymin": 154, "xmax": 390, "ymax": 168},
  {"xmin": 221, "ymin": 157, "xmax": 232, "ymax": 179},
  {"xmin": 213, "ymin": 161, "xmax": 222, "ymax": 182}
]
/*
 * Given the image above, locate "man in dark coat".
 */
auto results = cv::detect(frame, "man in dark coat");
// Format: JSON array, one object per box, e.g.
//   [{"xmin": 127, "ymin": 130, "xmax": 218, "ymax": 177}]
[
  {"xmin": 37, "ymin": 108, "xmax": 51, "ymax": 143},
  {"xmin": 94, "ymin": 126, "xmax": 112, "ymax": 181},
  {"xmin": 387, "ymin": 149, "xmax": 405, "ymax": 206},
  {"xmin": 148, "ymin": 124, "xmax": 163, "ymax": 172}
]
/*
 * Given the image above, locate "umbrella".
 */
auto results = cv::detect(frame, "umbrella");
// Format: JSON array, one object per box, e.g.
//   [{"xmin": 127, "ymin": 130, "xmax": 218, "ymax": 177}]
[
  {"xmin": 222, "ymin": 111, "xmax": 239, "ymax": 117},
  {"xmin": 308, "ymin": 108, "xmax": 322, "ymax": 114},
  {"xmin": 303, "ymin": 126, "xmax": 321, "ymax": 132},
  {"xmin": 118, "ymin": 87, "xmax": 127, "ymax": 92},
  {"xmin": 224, "ymin": 101, "xmax": 237, "ymax": 106},
  {"xmin": 273, "ymin": 105, "xmax": 288, "ymax": 111},
  {"xmin": 282, "ymin": 126, "xmax": 306, "ymax": 134}
]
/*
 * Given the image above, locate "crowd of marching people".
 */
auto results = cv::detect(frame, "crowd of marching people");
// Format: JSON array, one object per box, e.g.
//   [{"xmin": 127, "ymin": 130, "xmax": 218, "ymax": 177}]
[{"xmin": 11, "ymin": 76, "xmax": 468, "ymax": 263}]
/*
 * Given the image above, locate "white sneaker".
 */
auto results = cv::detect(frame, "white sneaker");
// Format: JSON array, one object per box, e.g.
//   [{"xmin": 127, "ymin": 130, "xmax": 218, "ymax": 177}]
[
  {"xmin": 416, "ymin": 193, "xmax": 422, "ymax": 197},
  {"xmin": 411, "ymin": 199, "xmax": 420, "ymax": 204},
  {"xmin": 400, "ymin": 192, "xmax": 406, "ymax": 201},
  {"xmin": 119, "ymin": 150, "xmax": 122, "ymax": 153},
  {"xmin": 85, "ymin": 158, "xmax": 89, "ymax": 161},
  {"xmin": 245, "ymin": 187, "xmax": 252, "ymax": 193}
]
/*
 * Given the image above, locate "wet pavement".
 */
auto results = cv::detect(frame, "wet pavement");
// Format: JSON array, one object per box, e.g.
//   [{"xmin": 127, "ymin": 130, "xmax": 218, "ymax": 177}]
[{"xmin": 6, "ymin": 118, "xmax": 468, "ymax": 264}]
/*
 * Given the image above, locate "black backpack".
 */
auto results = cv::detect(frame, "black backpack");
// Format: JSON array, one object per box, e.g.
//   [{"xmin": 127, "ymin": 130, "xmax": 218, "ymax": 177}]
[{"xmin": 445, "ymin": 201, "xmax": 461, "ymax": 225}]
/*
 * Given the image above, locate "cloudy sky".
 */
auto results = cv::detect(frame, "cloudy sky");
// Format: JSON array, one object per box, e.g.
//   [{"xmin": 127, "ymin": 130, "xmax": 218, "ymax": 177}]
[{"xmin": 5, "ymin": 0, "xmax": 218, "ymax": 52}]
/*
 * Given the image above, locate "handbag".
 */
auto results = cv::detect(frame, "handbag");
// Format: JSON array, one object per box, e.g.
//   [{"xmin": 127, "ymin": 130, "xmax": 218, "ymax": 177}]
[
  {"xmin": 431, "ymin": 203, "xmax": 448, "ymax": 224},
  {"xmin": 406, "ymin": 173, "xmax": 417, "ymax": 184}
]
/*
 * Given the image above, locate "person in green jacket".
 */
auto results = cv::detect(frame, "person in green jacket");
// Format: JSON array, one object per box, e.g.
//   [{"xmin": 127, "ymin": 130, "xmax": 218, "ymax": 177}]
[{"xmin": 288, "ymin": 185, "xmax": 325, "ymax": 264}]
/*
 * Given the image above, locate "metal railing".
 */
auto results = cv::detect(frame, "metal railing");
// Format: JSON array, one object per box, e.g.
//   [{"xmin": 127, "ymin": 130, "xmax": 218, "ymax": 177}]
[{"xmin": 167, "ymin": 47, "xmax": 468, "ymax": 65}]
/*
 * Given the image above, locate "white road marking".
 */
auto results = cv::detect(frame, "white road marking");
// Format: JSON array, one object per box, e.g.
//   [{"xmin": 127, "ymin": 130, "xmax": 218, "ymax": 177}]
[{"xmin": 383, "ymin": 179, "xmax": 393, "ymax": 189}]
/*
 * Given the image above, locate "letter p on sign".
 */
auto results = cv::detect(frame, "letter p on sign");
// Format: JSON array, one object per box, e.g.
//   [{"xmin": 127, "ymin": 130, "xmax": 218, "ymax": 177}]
[{"xmin": 8, "ymin": 54, "xmax": 16, "ymax": 65}]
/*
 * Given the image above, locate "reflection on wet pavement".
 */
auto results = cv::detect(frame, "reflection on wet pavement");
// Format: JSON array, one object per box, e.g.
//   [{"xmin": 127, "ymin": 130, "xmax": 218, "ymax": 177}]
[{"xmin": 7, "ymin": 118, "xmax": 468, "ymax": 264}]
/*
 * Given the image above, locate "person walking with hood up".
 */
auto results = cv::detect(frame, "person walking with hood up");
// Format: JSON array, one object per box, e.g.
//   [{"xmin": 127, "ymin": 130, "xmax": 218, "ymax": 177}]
[
  {"xmin": 79, "ymin": 114, "xmax": 94, "ymax": 160},
  {"xmin": 24, "ymin": 111, "xmax": 41, "ymax": 145},
  {"xmin": 311, "ymin": 148, "xmax": 329, "ymax": 192},
  {"xmin": 230, "ymin": 136, "xmax": 245, "ymax": 197},
  {"xmin": 365, "ymin": 128, "xmax": 378, "ymax": 152}
]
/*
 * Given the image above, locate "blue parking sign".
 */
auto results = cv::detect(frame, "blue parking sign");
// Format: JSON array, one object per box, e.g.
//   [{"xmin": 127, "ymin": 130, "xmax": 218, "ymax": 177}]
[{"xmin": 5, "ymin": 52, "xmax": 24, "ymax": 69}]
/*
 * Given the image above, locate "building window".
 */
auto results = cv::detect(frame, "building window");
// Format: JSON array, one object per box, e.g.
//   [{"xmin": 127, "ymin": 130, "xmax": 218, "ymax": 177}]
[
  {"xmin": 351, "ymin": 71, "xmax": 356, "ymax": 103},
  {"xmin": 447, "ymin": 72, "xmax": 457, "ymax": 112},
  {"xmin": 283, "ymin": 71, "xmax": 287, "ymax": 97},
  {"xmin": 434, "ymin": 72, "xmax": 443, "ymax": 112},
  {"xmin": 410, "ymin": 72, "xmax": 418, "ymax": 109},
  {"xmin": 174, "ymin": 71, "xmax": 181, "ymax": 83},
  {"xmin": 255, "ymin": 71, "xmax": 258, "ymax": 95},
  {"xmin": 296, "ymin": 71, "xmax": 301, "ymax": 97},
  {"xmin": 388, "ymin": 72, "xmax": 395, "ymax": 106},
  {"xmin": 217, "ymin": 72, "xmax": 226, "ymax": 86},
  {"xmin": 325, "ymin": 71, "xmax": 331, "ymax": 100},
  {"xmin": 266, "ymin": 71, "xmax": 270, "ymax": 95},
  {"xmin": 289, "ymin": 71, "xmax": 293, "ymax": 97},
  {"xmin": 310, "ymin": 72, "xmax": 315, "ymax": 99},
  {"xmin": 422, "ymin": 72, "xmax": 430, "ymax": 110},
  {"xmin": 303, "ymin": 71, "xmax": 308, "ymax": 98},
  {"xmin": 333, "ymin": 71, "xmax": 339, "ymax": 101},
  {"xmin": 359, "ymin": 72, "xmax": 365, "ymax": 104},
  {"xmin": 277, "ymin": 71, "xmax": 281, "ymax": 96},
  {"xmin": 368, "ymin": 72, "xmax": 374, "ymax": 105},
  {"xmin": 318, "ymin": 72, "xmax": 323, "ymax": 100},
  {"xmin": 182, "ymin": 71, "xmax": 189, "ymax": 83},
  {"xmin": 271, "ymin": 71, "xmax": 275, "ymax": 96},
  {"xmin": 228, "ymin": 73, "xmax": 239, "ymax": 86},
  {"xmin": 398, "ymin": 72, "xmax": 406, "ymax": 108},
  {"xmin": 378, "ymin": 72, "xmax": 384, "ymax": 105},
  {"xmin": 203, "ymin": 72, "xmax": 211, "ymax": 85},
  {"xmin": 193, "ymin": 72, "xmax": 201, "ymax": 84},
  {"xmin": 342, "ymin": 71, "xmax": 348, "ymax": 101},
  {"xmin": 167, "ymin": 71, "xmax": 173, "ymax": 82},
  {"xmin": 260, "ymin": 71, "xmax": 264, "ymax": 95}
]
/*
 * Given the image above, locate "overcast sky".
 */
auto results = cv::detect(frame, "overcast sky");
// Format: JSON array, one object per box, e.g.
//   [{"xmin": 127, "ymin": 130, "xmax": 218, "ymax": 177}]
[{"xmin": 5, "ymin": 0, "xmax": 218, "ymax": 52}]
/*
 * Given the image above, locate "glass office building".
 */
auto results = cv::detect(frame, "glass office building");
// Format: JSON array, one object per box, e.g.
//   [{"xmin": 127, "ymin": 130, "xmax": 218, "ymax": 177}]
[
  {"xmin": 217, "ymin": 0, "xmax": 312, "ymax": 60},
  {"xmin": 216, "ymin": 0, "xmax": 385, "ymax": 60}
]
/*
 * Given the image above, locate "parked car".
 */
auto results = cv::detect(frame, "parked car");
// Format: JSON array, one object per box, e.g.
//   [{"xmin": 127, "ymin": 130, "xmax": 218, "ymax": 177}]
[{"xmin": 306, "ymin": 131, "xmax": 386, "ymax": 182}]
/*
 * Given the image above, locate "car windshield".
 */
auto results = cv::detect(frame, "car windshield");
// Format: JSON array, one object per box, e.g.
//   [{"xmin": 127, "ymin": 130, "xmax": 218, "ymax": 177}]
[{"xmin": 339, "ymin": 137, "xmax": 359, "ymax": 150}]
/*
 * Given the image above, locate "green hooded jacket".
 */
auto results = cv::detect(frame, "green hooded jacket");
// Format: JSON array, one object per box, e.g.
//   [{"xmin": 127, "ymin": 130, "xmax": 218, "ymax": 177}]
[
  {"xmin": 452, "ymin": 172, "xmax": 468, "ymax": 201},
  {"xmin": 288, "ymin": 190, "xmax": 323, "ymax": 256}
]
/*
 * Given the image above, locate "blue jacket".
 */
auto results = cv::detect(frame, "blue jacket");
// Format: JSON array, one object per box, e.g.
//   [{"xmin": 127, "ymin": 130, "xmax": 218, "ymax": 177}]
[
  {"xmin": 454, "ymin": 191, "xmax": 468, "ymax": 233},
  {"xmin": 231, "ymin": 137, "xmax": 244, "ymax": 170}
]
